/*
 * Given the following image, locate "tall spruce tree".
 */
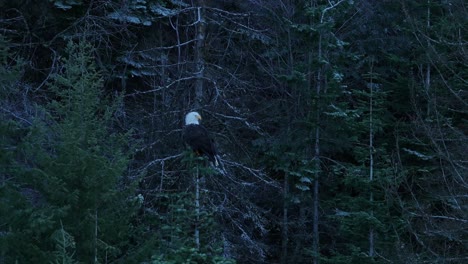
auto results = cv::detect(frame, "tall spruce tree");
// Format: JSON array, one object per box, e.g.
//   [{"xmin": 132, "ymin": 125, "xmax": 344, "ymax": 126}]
[
  {"xmin": 392, "ymin": 0, "xmax": 468, "ymax": 261},
  {"xmin": 0, "ymin": 34, "xmax": 35, "ymax": 263},
  {"xmin": 1, "ymin": 40, "xmax": 138, "ymax": 263},
  {"xmin": 42, "ymin": 41, "xmax": 137, "ymax": 263}
]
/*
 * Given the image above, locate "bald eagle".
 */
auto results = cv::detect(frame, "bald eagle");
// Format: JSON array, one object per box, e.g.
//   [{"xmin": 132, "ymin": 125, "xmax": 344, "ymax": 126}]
[{"xmin": 183, "ymin": 112, "xmax": 220, "ymax": 166}]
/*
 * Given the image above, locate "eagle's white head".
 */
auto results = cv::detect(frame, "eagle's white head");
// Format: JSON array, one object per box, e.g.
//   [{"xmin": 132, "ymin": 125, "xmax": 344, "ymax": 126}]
[{"xmin": 185, "ymin": 111, "xmax": 202, "ymax": 125}]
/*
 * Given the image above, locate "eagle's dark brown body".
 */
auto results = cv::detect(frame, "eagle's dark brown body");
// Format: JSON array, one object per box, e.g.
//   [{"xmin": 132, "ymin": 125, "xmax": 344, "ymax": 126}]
[{"xmin": 183, "ymin": 112, "xmax": 219, "ymax": 166}]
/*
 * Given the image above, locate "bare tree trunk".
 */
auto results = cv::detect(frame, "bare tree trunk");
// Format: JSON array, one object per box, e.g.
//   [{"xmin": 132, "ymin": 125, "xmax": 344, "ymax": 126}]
[
  {"xmin": 312, "ymin": 116, "xmax": 320, "ymax": 264},
  {"xmin": 194, "ymin": 0, "xmax": 205, "ymax": 250},
  {"xmin": 193, "ymin": 0, "xmax": 205, "ymax": 249},
  {"xmin": 194, "ymin": 0, "xmax": 206, "ymax": 109},
  {"xmin": 194, "ymin": 166, "xmax": 200, "ymax": 250},
  {"xmin": 281, "ymin": 172, "xmax": 289, "ymax": 263},
  {"xmin": 311, "ymin": 3, "xmax": 346, "ymax": 262},
  {"xmin": 311, "ymin": 1, "xmax": 321, "ymax": 261},
  {"xmin": 94, "ymin": 209, "xmax": 98, "ymax": 263},
  {"xmin": 281, "ymin": 20, "xmax": 295, "ymax": 263},
  {"xmin": 311, "ymin": 1, "xmax": 323, "ymax": 261},
  {"xmin": 368, "ymin": 60, "xmax": 375, "ymax": 257},
  {"xmin": 425, "ymin": 0, "xmax": 431, "ymax": 116}
]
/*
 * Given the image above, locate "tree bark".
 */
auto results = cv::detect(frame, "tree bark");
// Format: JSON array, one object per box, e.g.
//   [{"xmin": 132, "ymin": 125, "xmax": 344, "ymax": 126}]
[
  {"xmin": 195, "ymin": 166, "xmax": 200, "ymax": 250},
  {"xmin": 94, "ymin": 209, "xmax": 98, "ymax": 263},
  {"xmin": 194, "ymin": 0, "xmax": 206, "ymax": 109},
  {"xmin": 368, "ymin": 60, "xmax": 375, "ymax": 257},
  {"xmin": 281, "ymin": 173, "xmax": 289, "ymax": 263},
  {"xmin": 311, "ymin": 0, "xmax": 321, "ymax": 261}
]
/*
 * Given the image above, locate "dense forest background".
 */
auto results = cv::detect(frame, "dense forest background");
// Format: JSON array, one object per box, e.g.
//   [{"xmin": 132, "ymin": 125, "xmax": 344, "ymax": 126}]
[{"xmin": 1, "ymin": 0, "xmax": 466, "ymax": 263}]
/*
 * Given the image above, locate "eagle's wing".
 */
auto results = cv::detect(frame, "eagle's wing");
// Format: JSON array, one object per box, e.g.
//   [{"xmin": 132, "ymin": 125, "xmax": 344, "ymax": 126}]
[{"xmin": 183, "ymin": 124, "xmax": 218, "ymax": 165}]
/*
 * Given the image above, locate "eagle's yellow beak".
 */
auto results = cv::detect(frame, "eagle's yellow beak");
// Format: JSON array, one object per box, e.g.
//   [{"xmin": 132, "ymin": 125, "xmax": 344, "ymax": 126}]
[{"xmin": 197, "ymin": 114, "xmax": 202, "ymax": 120}]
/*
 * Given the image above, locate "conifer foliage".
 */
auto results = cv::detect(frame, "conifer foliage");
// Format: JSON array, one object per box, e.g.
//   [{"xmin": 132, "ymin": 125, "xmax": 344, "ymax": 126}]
[
  {"xmin": 0, "ymin": 0, "xmax": 466, "ymax": 263},
  {"xmin": 1, "ymin": 41, "xmax": 136, "ymax": 263}
]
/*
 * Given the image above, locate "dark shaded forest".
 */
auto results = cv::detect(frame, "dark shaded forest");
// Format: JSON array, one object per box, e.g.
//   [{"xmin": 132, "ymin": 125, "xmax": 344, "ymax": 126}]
[{"xmin": 1, "ymin": 0, "xmax": 466, "ymax": 263}]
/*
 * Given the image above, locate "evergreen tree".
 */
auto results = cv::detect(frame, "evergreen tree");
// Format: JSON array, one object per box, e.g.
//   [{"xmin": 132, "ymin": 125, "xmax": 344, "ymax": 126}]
[
  {"xmin": 0, "ymin": 34, "xmax": 49, "ymax": 263},
  {"xmin": 1, "ymin": 1, "xmax": 466, "ymax": 263},
  {"xmin": 138, "ymin": 155, "xmax": 235, "ymax": 264},
  {"xmin": 1, "ymin": 40, "xmax": 138, "ymax": 263},
  {"xmin": 321, "ymin": 60, "xmax": 399, "ymax": 263},
  {"xmin": 391, "ymin": 1, "xmax": 468, "ymax": 261}
]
